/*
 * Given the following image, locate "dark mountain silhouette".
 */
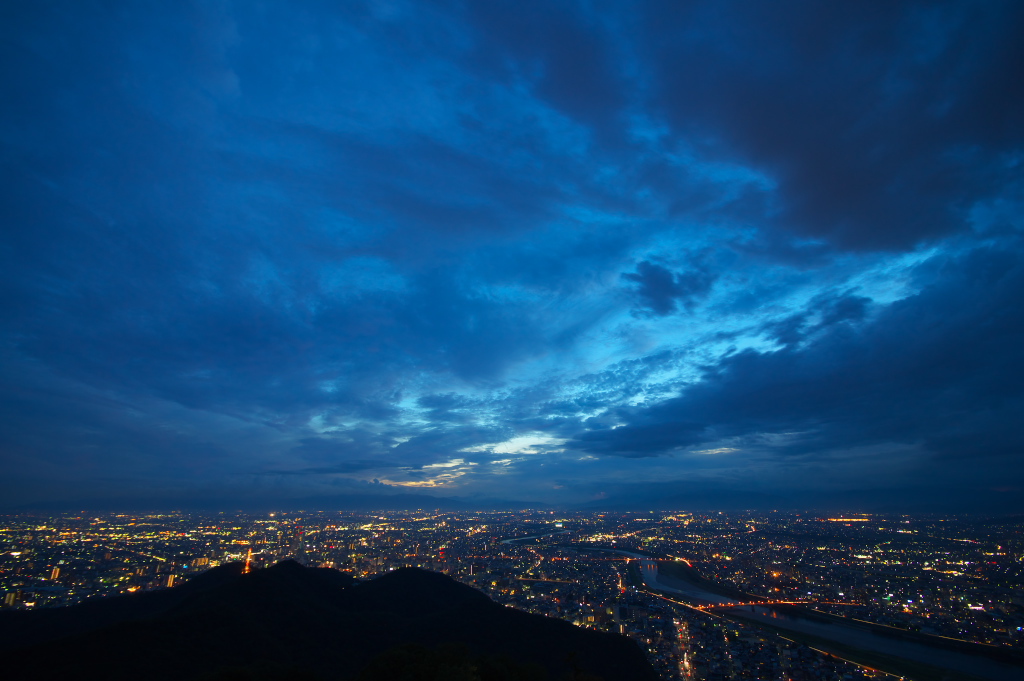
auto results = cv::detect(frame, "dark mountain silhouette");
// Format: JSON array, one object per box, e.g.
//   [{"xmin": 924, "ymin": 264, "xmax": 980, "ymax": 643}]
[{"xmin": 0, "ymin": 561, "xmax": 656, "ymax": 681}]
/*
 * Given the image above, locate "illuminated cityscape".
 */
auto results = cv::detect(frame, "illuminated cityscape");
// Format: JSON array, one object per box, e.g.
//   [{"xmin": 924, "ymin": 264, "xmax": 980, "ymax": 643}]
[
  {"xmin": 4, "ymin": 2, "xmax": 1024, "ymax": 678},
  {"xmin": 2, "ymin": 510, "xmax": 1021, "ymax": 680}
]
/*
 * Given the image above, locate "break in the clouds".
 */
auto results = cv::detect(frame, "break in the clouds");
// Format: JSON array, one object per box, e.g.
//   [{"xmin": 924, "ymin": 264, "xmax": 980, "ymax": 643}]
[{"xmin": 2, "ymin": 1, "xmax": 1023, "ymax": 511}]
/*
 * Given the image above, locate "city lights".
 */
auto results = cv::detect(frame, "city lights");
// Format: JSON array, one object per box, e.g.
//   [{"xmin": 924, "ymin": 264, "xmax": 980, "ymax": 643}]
[{"xmin": 1, "ymin": 510, "xmax": 1021, "ymax": 680}]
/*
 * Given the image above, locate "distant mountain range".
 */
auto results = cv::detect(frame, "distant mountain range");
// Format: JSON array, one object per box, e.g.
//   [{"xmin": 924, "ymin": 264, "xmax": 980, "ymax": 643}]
[
  {"xmin": 11, "ymin": 483, "xmax": 1022, "ymax": 514},
  {"xmin": 579, "ymin": 484, "xmax": 1024, "ymax": 514},
  {"xmin": 0, "ymin": 560, "xmax": 656, "ymax": 681},
  {"xmin": 10, "ymin": 491, "xmax": 552, "ymax": 513}
]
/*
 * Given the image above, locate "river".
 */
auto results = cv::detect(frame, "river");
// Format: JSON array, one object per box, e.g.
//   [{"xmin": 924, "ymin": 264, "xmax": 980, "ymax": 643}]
[
  {"xmin": 572, "ymin": 548, "xmax": 1024, "ymax": 681},
  {"xmin": 578, "ymin": 548, "xmax": 738, "ymax": 604},
  {"xmin": 724, "ymin": 605, "xmax": 1024, "ymax": 681},
  {"xmin": 500, "ymin": 529, "xmax": 572, "ymax": 545}
]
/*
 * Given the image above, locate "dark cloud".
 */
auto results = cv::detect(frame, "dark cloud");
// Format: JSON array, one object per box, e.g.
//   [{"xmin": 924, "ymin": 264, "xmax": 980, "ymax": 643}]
[
  {"xmin": 623, "ymin": 260, "xmax": 715, "ymax": 316},
  {"xmin": 465, "ymin": 2, "xmax": 628, "ymax": 138},
  {"xmin": 640, "ymin": 0, "xmax": 1024, "ymax": 249},
  {"xmin": 573, "ymin": 240, "xmax": 1024, "ymax": 487},
  {"xmin": 763, "ymin": 292, "xmax": 871, "ymax": 348},
  {"xmin": 1, "ymin": 1, "xmax": 1021, "ymax": 509},
  {"xmin": 260, "ymin": 462, "xmax": 402, "ymax": 476},
  {"xmin": 460, "ymin": 1, "xmax": 1024, "ymax": 249}
]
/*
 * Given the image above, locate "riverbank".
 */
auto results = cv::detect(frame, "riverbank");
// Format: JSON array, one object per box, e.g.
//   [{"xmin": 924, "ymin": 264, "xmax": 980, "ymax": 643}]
[
  {"xmin": 601, "ymin": 548, "xmax": 1024, "ymax": 681},
  {"xmin": 499, "ymin": 529, "xmax": 572, "ymax": 544},
  {"xmin": 771, "ymin": 603, "xmax": 1024, "ymax": 665},
  {"xmin": 722, "ymin": 605, "xmax": 1024, "ymax": 681},
  {"xmin": 656, "ymin": 559, "xmax": 760, "ymax": 603},
  {"xmin": 534, "ymin": 543, "xmax": 1024, "ymax": 680},
  {"xmin": 721, "ymin": 611, "xmax": 993, "ymax": 681}
]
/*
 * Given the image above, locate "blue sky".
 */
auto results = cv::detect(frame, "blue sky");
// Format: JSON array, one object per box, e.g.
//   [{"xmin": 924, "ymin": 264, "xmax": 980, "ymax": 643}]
[{"xmin": 2, "ymin": 1, "xmax": 1023, "ymax": 510}]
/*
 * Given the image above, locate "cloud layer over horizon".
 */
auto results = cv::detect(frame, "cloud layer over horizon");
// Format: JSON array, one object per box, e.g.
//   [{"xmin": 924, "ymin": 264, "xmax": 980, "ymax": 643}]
[{"xmin": 2, "ymin": 1, "xmax": 1023, "ymax": 511}]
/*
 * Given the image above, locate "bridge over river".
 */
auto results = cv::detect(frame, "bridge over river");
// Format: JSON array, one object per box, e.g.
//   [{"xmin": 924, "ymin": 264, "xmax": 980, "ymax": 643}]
[{"xmin": 577, "ymin": 547, "xmax": 1024, "ymax": 681}]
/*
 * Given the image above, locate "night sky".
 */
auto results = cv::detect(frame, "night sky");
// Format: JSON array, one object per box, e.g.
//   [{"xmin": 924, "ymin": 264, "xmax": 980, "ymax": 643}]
[{"xmin": 3, "ymin": 1, "xmax": 1023, "ymax": 511}]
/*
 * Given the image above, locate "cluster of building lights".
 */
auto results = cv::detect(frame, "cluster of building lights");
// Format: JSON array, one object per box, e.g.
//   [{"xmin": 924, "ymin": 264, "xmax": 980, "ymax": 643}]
[{"xmin": 1, "ymin": 510, "xmax": 1020, "ymax": 680}]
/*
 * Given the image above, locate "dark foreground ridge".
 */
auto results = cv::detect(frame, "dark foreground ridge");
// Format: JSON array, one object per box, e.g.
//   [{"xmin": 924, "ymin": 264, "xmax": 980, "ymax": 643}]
[{"xmin": 0, "ymin": 560, "xmax": 657, "ymax": 681}]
